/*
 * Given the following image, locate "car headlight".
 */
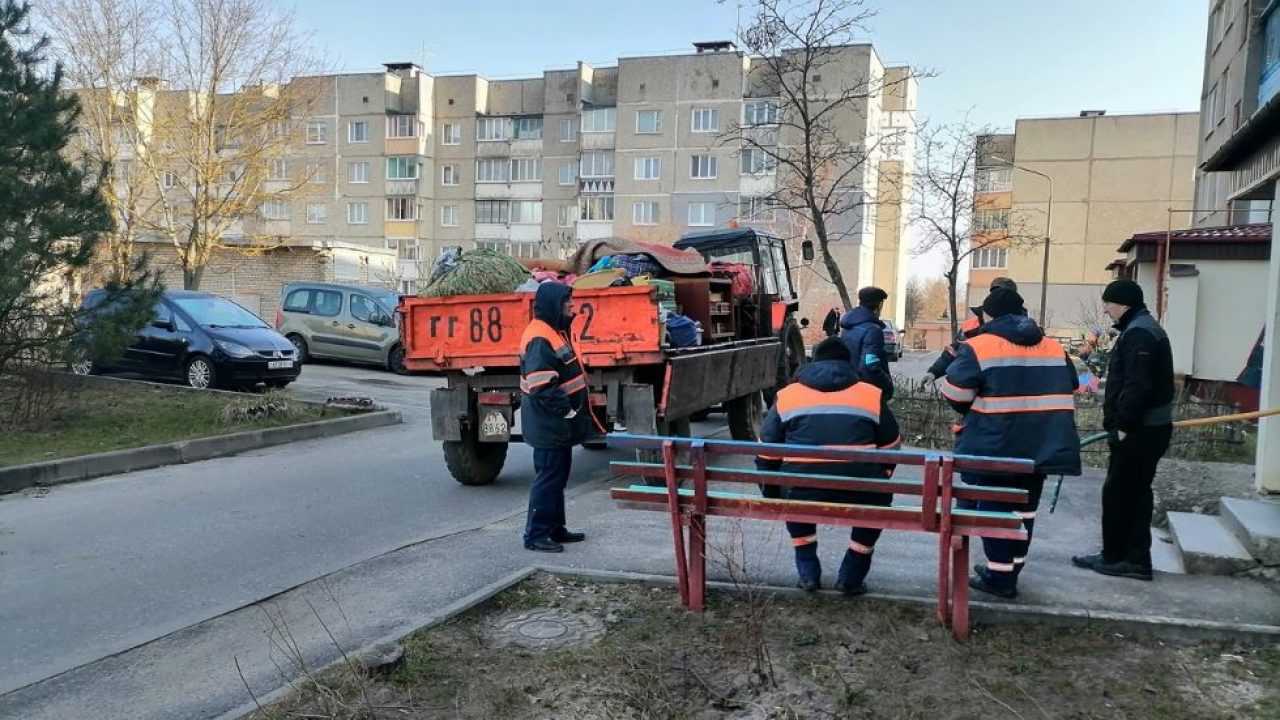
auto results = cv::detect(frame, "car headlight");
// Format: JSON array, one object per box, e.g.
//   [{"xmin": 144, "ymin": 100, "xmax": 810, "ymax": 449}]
[{"xmin": 218, "ymin": 341, "xmax": 256, "ymax": 359}]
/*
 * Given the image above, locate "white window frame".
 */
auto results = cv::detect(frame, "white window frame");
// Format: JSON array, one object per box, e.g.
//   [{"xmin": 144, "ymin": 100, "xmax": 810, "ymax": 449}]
[
  {"xmin": 635, "ymin": 156, "xmax": 661, "ymax": 180},
  {"xmin": 386, "ymin": 197, "xmax": 419, "ymax": 221},
  {"xmin": 580, "ymin": 151, "xmax": 615, "ymax": 178},
  {"xmin": 440, "ymin": 204, "xmax": 459, "ymax": 227},
  {"xmin": 690, "ymin": 154, "xmax": 718, "ymax": 179},
  {"xmin": 513, "ymin": 117, "xmax": 543, "ymax": 140},
  {"xmin": 687, "ymin": 202, "xmax": 715, "ymax": 227},
  {"xmin": 441, "ymin": 164, "xmax": 459, "ymax": 186},
  {"xmin": 306, "ymin": 119, "xmax": 327, "ymax": 144},
  {"xmin": 740, "ymin": 148, "xmax": 776, "ymax": 176},
  {"xmin": 557, "ymin": 204, "xmax": 576, "ymax": 227},
  {"xmin": 510, "ymin": 200, "xmax": 543, "ymax": 224},
  {"xmin": 581, "ymin": 107, "xmax": 617, "ymax": 133},
  {"xmin": 387, "ymin": 115, "xmax": 420, "ymax": 139},
  {"xmin": 975, "ymin": 167, "xmax": 1013, "ymax": 193},
  {"xmin": 633, "ymin": 201, "xmax": 659, "ymax": 225},
  {"xmin": 441, "ymin": 122, "xmax": 462, "ymax": 145},
  {"xmin": 970, "ymin": 246, "xmax": 1009, "ymax": 269},
  {"xmin": 348, "ymin": 161, "xmax": 370, "ymax": 184},
  {"xmin": 476, "ymin": 200, "xmax": 510, "ymax": 224},
  {"xmin": 972, "ymin": 209, "xmax": 1010, "ymax": 232},
  {"xmin": 347, "ymin": 201, "xmax": 369, "ymax": 225},
  {"xmin": 579, "ymin": 196, "xmax": 615, "ymax": 221},
  {"xmin": 738, "ymin": 196, "xmax": 777, "ymax": 222},
  {"xmin": 386, "ymin": 156, "xmax": 419, "ymax": 181},
  {"xmin": 635, "ymin": 109, "xmax": 662, "ymax": 134},
  {"xmin": 476, "ymin": 158, "xmax": 510, "ymax": 184},
  {"xmin": 558, "ymin": 162, "xmax": 577, "ymax": 186},
  {"xmin": 476, "ymin": 117, "xmax": 511, "ymax": 142},
  {"xmin": 559, "ymin": 118, "xmax": 577, "ymax": 143},
  {"xmin": 262, "ymin": 199, "xmax": 289, "ymax": 220},
  {"xmin": 743, "ymin": 100, "xmax": 780, "ymax": 126},
  {"xmin": 306, "ymin": 202, "xmax": 328, "ymax": 224},
  {"xmin": 269, "ymin": 159, "xmax": 289, "ymax": 181},
  {"xmin": 161, "ymin": 171, "xmax": 178, "ymax": 189},
  {"xmin": 510, "ymin": 157, "xmax": 543, "ymax": 182},
  {"xmin": 348, "ymin": 120, "xmax": 369, "ymax": 143},
  {"xmin": 691, "ymin": 107, "xmax": 718, "ymax": 133}
]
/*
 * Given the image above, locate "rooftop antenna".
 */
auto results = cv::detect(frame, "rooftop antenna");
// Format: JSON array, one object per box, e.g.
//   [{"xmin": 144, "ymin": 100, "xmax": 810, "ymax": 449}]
[{"xmin": 416, "ymin": 40, "xmax": 435, "ymax": 71}]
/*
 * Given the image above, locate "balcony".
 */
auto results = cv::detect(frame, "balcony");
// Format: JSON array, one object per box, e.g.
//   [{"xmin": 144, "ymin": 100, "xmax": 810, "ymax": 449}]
[
  {"xmin": 386, "ymin": 179, "xmax": 418, "ymax": 195},
  {"xmin": 579, "ymin": 178, "xmax": 614, "ymax": 194}
]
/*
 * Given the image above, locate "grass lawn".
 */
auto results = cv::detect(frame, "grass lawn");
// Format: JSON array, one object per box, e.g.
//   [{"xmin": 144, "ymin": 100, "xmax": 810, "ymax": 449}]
[
  {"xmin": 0, "ymin": 382, "xmax": 331, "ymax": 467},
  {"xmin": 254, "ymin": 573, "xmax": 1279, "ymax": 720}
]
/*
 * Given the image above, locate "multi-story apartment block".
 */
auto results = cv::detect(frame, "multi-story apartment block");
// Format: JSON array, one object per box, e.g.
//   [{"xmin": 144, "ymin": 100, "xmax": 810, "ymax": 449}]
[
  {"xmin": 81, "ymin": 42, "xmax": 917, "ymax": 324},
  {"xmin": 970, "ymin": 111, "xmax": 1198, "ymax": 328}
]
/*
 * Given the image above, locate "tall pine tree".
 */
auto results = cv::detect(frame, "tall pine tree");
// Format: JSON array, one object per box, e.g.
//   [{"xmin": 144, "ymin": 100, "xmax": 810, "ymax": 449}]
[{"xmin": 0, "ymin": 0, "xmax": 153, "ymax": 393}]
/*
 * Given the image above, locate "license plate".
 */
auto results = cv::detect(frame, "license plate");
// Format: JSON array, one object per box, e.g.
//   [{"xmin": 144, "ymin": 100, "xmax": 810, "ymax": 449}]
[
  {"xmin": 268, "ymin": 360, "xmax": 293, "ymax": 369},
  {"xmin": 480, "ymin": 410, "xmax": 509, "ymax": 439}
]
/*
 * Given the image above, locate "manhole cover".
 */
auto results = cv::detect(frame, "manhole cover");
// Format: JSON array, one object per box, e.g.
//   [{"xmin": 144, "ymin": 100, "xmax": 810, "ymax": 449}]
[{"xmin": 485, "ymin": 608, "xmax": 606, "ymax": 652}]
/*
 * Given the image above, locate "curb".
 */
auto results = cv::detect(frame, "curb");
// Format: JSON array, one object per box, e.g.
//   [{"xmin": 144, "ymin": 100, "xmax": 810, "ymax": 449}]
[{"xmin": 0, "ymin": 409, "xmax": 402, "ymax": 495}]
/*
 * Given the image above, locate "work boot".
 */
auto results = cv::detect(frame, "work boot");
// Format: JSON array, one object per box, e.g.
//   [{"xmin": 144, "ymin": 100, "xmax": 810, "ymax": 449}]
[
  {"xmin": 552, "ymin": 529, "xmax": 586, "ymax": 543},
  {"xmin": 835, "ymin": 549, "xmax": 872, "ymax": 597},
  {"xmin": 525, "ymin": 537, "xmax": 564, "ymax": 553},
  {"xmin": 968, "ymin": 570, "xmax": 1017, "ymax": 599},
  {"xmin": 794, "ymin": 545, "xmax": 821, "ymax": 592},
  {"xmin": 1071, "ymin": 553, "xmax": 1105, "ymax": 570},
  {"xmin": 1091, "ymin": 559, "xmax": 1153, "ymax": 581}
]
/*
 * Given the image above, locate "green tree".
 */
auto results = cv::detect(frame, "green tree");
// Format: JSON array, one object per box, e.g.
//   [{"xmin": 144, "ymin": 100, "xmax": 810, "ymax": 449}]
[{"xmin": 0, "ymin": 0, "xmax": 154, "ymax": 423}]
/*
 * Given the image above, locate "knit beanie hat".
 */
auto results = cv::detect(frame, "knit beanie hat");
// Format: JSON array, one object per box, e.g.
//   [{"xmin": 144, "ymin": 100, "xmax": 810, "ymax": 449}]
[
  {"xmin": 812, "ymin": 336, "xmax": 851, "ymax": 363},
  {"xmin": 981, "ymin": 287, "xmax": 1025, "ymax": 319},
  {"xmin": 1102, "ymin": 279, "xmax": 1143, "ymax": 307}
]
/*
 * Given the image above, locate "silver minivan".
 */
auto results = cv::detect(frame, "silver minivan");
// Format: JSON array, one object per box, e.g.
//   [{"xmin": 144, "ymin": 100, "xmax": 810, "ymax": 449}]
[{"xmin": 275, "ymin": 282, "xmax": 406, "ymax": 373}]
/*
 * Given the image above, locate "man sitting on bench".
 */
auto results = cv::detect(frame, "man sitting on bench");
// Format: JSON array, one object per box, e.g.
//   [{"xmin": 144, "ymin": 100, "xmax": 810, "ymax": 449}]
[{"xmin": 757, "ymin": 337, "xmax": 902, "ymax": 596}]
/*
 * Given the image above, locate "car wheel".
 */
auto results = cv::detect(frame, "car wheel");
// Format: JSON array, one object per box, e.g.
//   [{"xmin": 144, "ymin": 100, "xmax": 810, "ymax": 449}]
[
  {"xmin": 287, "ymin": 334, "xmax": 309, "ymax": 363},
  {"xmin": 388, "ymin": 344, "xmax": 408, "ymax": 375},
  {"xmin": 185, "ymin": 356, "xmax": 216, "ymax": 390}
]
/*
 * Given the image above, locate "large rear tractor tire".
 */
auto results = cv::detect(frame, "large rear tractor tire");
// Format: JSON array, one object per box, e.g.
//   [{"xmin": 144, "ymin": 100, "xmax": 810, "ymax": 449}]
[
  {"xmin": 444, "ymin": 433, "xmax": 508, "ymax": 486},
  {"xmin": 726, "ymin": 391, "xmax": 765, "ymax": 441}
]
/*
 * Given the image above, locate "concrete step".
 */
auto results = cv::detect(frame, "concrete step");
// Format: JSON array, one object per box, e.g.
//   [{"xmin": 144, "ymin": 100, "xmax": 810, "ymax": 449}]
[
  {"xmin": 1150, "ymin": 526, "xmax": 1186, "ymax": 574},
  {"xmin": 1220, "ymin": 496, "xmax": 1280, "ymax": 565},
  {"xmin": 1166, "ymin": 511, "xmax": 1258, "ymax": 575}
]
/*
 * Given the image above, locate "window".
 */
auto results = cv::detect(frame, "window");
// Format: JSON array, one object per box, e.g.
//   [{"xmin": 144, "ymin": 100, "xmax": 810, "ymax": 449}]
[
  {"xmin": 261, "ymin": 199, "xmax": 288, "ymax": 220},
  {"xmin": 579, "ymin": 196, "xmax": 614, "ymax": 221},
  {"xmin": 476, "ymin": 158, "xmax": 510, "ymax": 183},
  {"xmin": 476, "ymin": 117, "xmax": 511, "ymax": 142},
  {"xmin": 743, "ymin": 100, "xmax": 779, "ymax": 126},
  {"xmin": 351, "ymin": 295, "xmax": 383, "ymax": 324},
  {"xmin": 1262, "ymin": 8, "xmax": 1280, "ymax": 108},
  {"xmin": 441, "ymin": 122, "xmax": 461, "ymax": 145},
  {"xmin": 513, "ymin": 117, "xmax": 543, "ymax": 139},
  {"xmin": 161, "ymin": 171, "xmax": 178, "ymax": 189},
  {"xmin": 441, "ymin": 164, "xmax": 459, "ymax": 186},
  {"xmin": 477, "ymin": 240, "xmax": 542, "ymax": 259},
  {"xmin": 970, "ymin": 247, "xmax": 1009, "ymax": 269},
  {"xmin": 635, "ymin": 109, "xmax": 662, "ymax": 134},
  {"xmin": 283, "ymin": 289, "xmax": 313, "ymax": 313},
  {"xmin": 269, "ymin": 159, "xmax": 288, "ymax": 181},
  {"xmin": 347, "ymin": 201, "xmax": 369, "ymax": 224},
  {"xmin": 558, "ymin": 162, "xmax": 578, "ymax": 186},
  {"xmin": 692, "ymin": 107, "xmax": 718, "ymax": 133},
  {"xmin": 387, "ymin": 115, "xmax": 419, "ymax": 138},
  {"xmin": 306, "ymin": 119, "xmax": 327, "ymax": 144},
  {"xmin": 441, "ymin": 204, "xmax": 459, "ymax": 226},
  {"xmin": 1214, "ymin": 71, "xmax": 1228, "ymax": 125},
  {"xmin": 975, "ymin": 167, "xmax": 1013, "ymax": 193},
  {"xmin": 559, "ymin": 118, "xmax": 577, "ymax": 143},
  {"xmin": 738, "ymin": 196, "xmax": 777, "ymax": 222},
  {"xmin": 387, "ymin": 197, "xmax": 419, "ymax": 221},
  {"xmin": 740, "ymin": 148, "xmax": 775, "ymax": 175},
  {"xmin": 386, "ymin": 156, "xmax": 419, "ymax": 180},
  {"xmin": 1204, "ymin": 84, "xmax": 1220, "ymax": 136},
  {"xmin": 688, "ymin": 202, "xmax": 715, "ymax": 226},
  {"xmin": 348, "ymin": 161, "xmax": 370, "ymax": 184},
  {"xmin": 306, "ymin": 203, "xmax": 327, "ymax": 224},
  {"xmin": 633, "ymin": 201, "xmax": 659, "ymax": 225},
  {"xmin": 557, "ymin": 204, "xmax": 576, "ymax": 227},
  {"xmin": 511, "ymin": 200, "xmax": 542, "ymax": 224},
  {"xmin": 510, "ymin": 157, "xmax": 543, "ymax": 182},
  {"xmin": 476, "ymin": 200, "xmax": 510, "ymax": 224},
  {"xmin": 1209, "ymin": 2, "xmax": 1224, "ymax": 49},
  {"xmin": 581, "ymin": 107, "xmax": 617, "ymax": 133},
  {"xmin": 690, "ymin": 154, "xmax": 718, "ymax": 179},
  {"xmin": 971, "ymin": 209, "xmax": 1009, "ymax": 231},
  {"xmin": 312, "ymin": 290, "xmax": 342, "ymax": 318},
  {"xmin": 635, "ymin": 156, "xmax": 661, "ymax": 180},
  {"xmin": 348, "ymin": 121, "xmax": 369, "ymax": 143},
  {"xmin": 580, "ymin": 151, "xmax": 615, "ymax": 177},
  {"xmin": 306, "ymin": 162, "xmax": 327, "ymax": 183}
]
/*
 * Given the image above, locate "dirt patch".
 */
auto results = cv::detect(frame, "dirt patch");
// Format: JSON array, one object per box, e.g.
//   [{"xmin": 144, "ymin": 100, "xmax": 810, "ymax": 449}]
[
  {"xmin": 252, "ymin": 573, "xmax": 1279, "ymax": 720},
  {"xmin": 1151, "ymin": 458, "xmax": 1260, "ymax": 527}
]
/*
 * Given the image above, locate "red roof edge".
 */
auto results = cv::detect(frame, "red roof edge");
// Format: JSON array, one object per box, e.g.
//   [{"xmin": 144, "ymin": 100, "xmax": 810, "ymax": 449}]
[{"xmin": 1117, "ymin": 222, "xmax": 1272, "ymax": 253}]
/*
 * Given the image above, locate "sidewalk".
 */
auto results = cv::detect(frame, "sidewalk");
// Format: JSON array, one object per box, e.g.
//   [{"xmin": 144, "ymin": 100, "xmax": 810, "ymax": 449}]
[{"xmin": 3, "ymin": 463, "xmax": 1276, "ymax": 720}]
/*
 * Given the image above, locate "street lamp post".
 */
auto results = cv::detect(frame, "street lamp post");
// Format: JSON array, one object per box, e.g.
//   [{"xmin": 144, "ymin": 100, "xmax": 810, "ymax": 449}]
[{"xmin": 989, "ymin": 158, "xmax": 1054, "ymax": 326}]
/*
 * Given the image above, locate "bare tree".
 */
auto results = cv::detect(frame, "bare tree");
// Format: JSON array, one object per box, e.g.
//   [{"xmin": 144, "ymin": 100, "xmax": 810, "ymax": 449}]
[
  {"xmin": 724, "ymin": 0, "xmax": 922, "ymax": 310},
  {"xmin": 903, "ymin": 276, "xmax": 924, "ymax": 328},
  {"xmin": 912, "ymin": 121, "xmax": 1038, "ymax": 338},
  {"xmin": 38, "ymin": 0, "xmax": 327, "ymax": 290}
]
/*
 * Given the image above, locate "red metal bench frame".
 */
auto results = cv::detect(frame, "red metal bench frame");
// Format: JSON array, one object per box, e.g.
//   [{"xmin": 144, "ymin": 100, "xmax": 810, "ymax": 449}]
[{"xmin": 607, "ymin": 434, "xmax": 1036, "ymax": 640}]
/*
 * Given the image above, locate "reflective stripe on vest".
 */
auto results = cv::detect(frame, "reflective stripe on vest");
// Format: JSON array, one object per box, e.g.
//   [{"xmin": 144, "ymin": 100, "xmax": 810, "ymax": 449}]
[
  {"xmin": 969, "ymin": 394, "xmax": 1075, "ymax": 414},
  {"xmin": 519, "ymin": 318, "xmax": 587, "ymax": 397},
  {"xmin": 966, "ymin": 334, "xmax": 1067, "ymax": 370},
  {"xmin": 775, "ymin": 382, "xmax": 881, "ymax": 424},
  {"xmin": 939, "ymin": 377, "xmax": 977, "ymax": 403}
]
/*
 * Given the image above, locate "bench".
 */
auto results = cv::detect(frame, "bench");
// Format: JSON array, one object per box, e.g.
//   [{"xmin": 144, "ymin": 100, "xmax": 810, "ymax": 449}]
[{"xmin": 607, "ymin": 434, "xmax": 1036, "ymax": 640}]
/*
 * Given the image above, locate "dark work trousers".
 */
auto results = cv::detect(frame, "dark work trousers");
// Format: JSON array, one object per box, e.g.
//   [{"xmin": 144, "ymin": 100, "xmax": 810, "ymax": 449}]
[
  {"xmin": 784, "ymin": 489, "xmax": 891, "ymax": 585},
  {"xmin": 524, "ymin": 447, "xmax": 573, "ymax": 546},
  {"xmin": 960, "ymin": 473, "xmax": 1046, "ymax": 590},
  {"xmin": 1102, "ymin": 424, "xmax": 1173, "ymax": 568}
]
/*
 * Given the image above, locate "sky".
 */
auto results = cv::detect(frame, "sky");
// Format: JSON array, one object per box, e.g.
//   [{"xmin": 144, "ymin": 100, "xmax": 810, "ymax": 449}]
[{"xmin": 291, "ymin": 0, "xmax": 1209, "ymax": 277}]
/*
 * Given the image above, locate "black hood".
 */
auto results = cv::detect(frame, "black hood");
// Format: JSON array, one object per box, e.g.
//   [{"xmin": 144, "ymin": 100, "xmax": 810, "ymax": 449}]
[
  {"xmin": 793, "ymin": 359, "xmax": 860, "ymax": 392},
  {"xmin": 533, "ymin": 282, "xmax": 574, "ymax": 331},
  {"xmin": 839, "ymin": 306, "xmax": 883, "ymax": 330},
  {"xmin": 207, "ymin": 326, "xmax": 294, "ymax": 353},
  {"xmin": 981, "ymin": 313, "xmax": 1044, "ymax": 347}
]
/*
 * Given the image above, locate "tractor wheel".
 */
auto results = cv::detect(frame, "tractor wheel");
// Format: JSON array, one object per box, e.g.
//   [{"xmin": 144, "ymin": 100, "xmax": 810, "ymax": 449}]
[
  {"xmin": 726, "ymin": 391, "xmax": 764, "ymax": 441},
  {"xmin": 444, "ymin": 433, "xmax": 508, "ymax": 486}
]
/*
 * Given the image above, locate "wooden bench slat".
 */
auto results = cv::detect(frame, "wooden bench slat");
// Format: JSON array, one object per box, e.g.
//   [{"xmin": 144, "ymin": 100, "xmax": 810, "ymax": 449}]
[{"xmin": 609, "ymin": 461, "xmax": 1030, "ymax": 504}]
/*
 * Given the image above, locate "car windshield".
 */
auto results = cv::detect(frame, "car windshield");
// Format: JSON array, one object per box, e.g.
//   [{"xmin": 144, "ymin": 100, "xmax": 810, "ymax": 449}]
[
  {"xmin": 171, "ymin": 296, "xmax": 268, "ymax": 329},
  {"xmin": 372, "ymin": 290, "xmax": 400, "ymax": 313}
]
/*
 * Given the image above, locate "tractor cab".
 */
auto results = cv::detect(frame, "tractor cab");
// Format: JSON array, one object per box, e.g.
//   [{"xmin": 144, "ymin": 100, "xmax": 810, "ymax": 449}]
[{"xmin": 674, "ymin": 227, "xmax": 801, "ymax": 340}]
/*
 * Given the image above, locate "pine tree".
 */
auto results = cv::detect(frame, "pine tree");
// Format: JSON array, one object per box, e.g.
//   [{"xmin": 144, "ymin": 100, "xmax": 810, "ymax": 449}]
[{"xmin": 0, "ymin": 0, "xmax": 154, "ymax": 420}]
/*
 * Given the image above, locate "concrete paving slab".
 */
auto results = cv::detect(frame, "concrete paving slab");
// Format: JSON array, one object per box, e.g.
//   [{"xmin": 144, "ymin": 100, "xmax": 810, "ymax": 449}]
[
  {"xmin": 1150, "ymin": 526, "xmax": 1187, "ymax": 574},
  {"xmin": 1167, "ymin": 511, "xmax": 1259, "ymax": 575},
  {"xmin": 1220, "ymin": 496, "xmax": 1280, "ymax": 564}
]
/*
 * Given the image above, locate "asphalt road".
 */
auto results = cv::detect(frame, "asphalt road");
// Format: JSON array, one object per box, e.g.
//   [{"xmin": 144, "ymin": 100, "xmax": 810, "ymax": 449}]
[{"xmin": 0, "ymin": 361, "xmax": 619, "ymax": 697}]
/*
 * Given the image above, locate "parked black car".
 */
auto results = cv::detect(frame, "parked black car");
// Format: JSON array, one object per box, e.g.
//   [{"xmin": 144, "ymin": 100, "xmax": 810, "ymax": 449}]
[{"xmin": 74, "ymin": 289, "xmax": 302, "ymax": 390}]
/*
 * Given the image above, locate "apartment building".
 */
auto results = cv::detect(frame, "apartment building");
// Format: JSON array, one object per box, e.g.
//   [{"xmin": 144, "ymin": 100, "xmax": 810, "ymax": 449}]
[
  {"xmin": 969, "ymin": 111, "xmax": 1198, "ymax": 328},
  {"xmin": 81, "ymin": 42, "xmax": 917, "ymax": 324},
  {"xmin": 1191, "ymin": 0, "xmax": 1280, "ymax": 492}
]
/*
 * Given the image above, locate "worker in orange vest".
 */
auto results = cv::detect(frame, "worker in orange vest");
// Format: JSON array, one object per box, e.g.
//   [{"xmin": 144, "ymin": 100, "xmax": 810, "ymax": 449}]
[{"xmin": 519, "ymin": 283, "xmax": 591, "ymax": 553}]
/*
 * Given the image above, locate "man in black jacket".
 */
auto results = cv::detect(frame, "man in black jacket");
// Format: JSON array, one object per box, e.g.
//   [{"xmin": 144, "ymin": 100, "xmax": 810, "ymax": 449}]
[
  {"xmin": 1073, "ymin": 280, "xmax": 1174, "ymax": 581},
  {"xmin": 839, "ymin": 286, "xmax": 894, "ymax": 398}
]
